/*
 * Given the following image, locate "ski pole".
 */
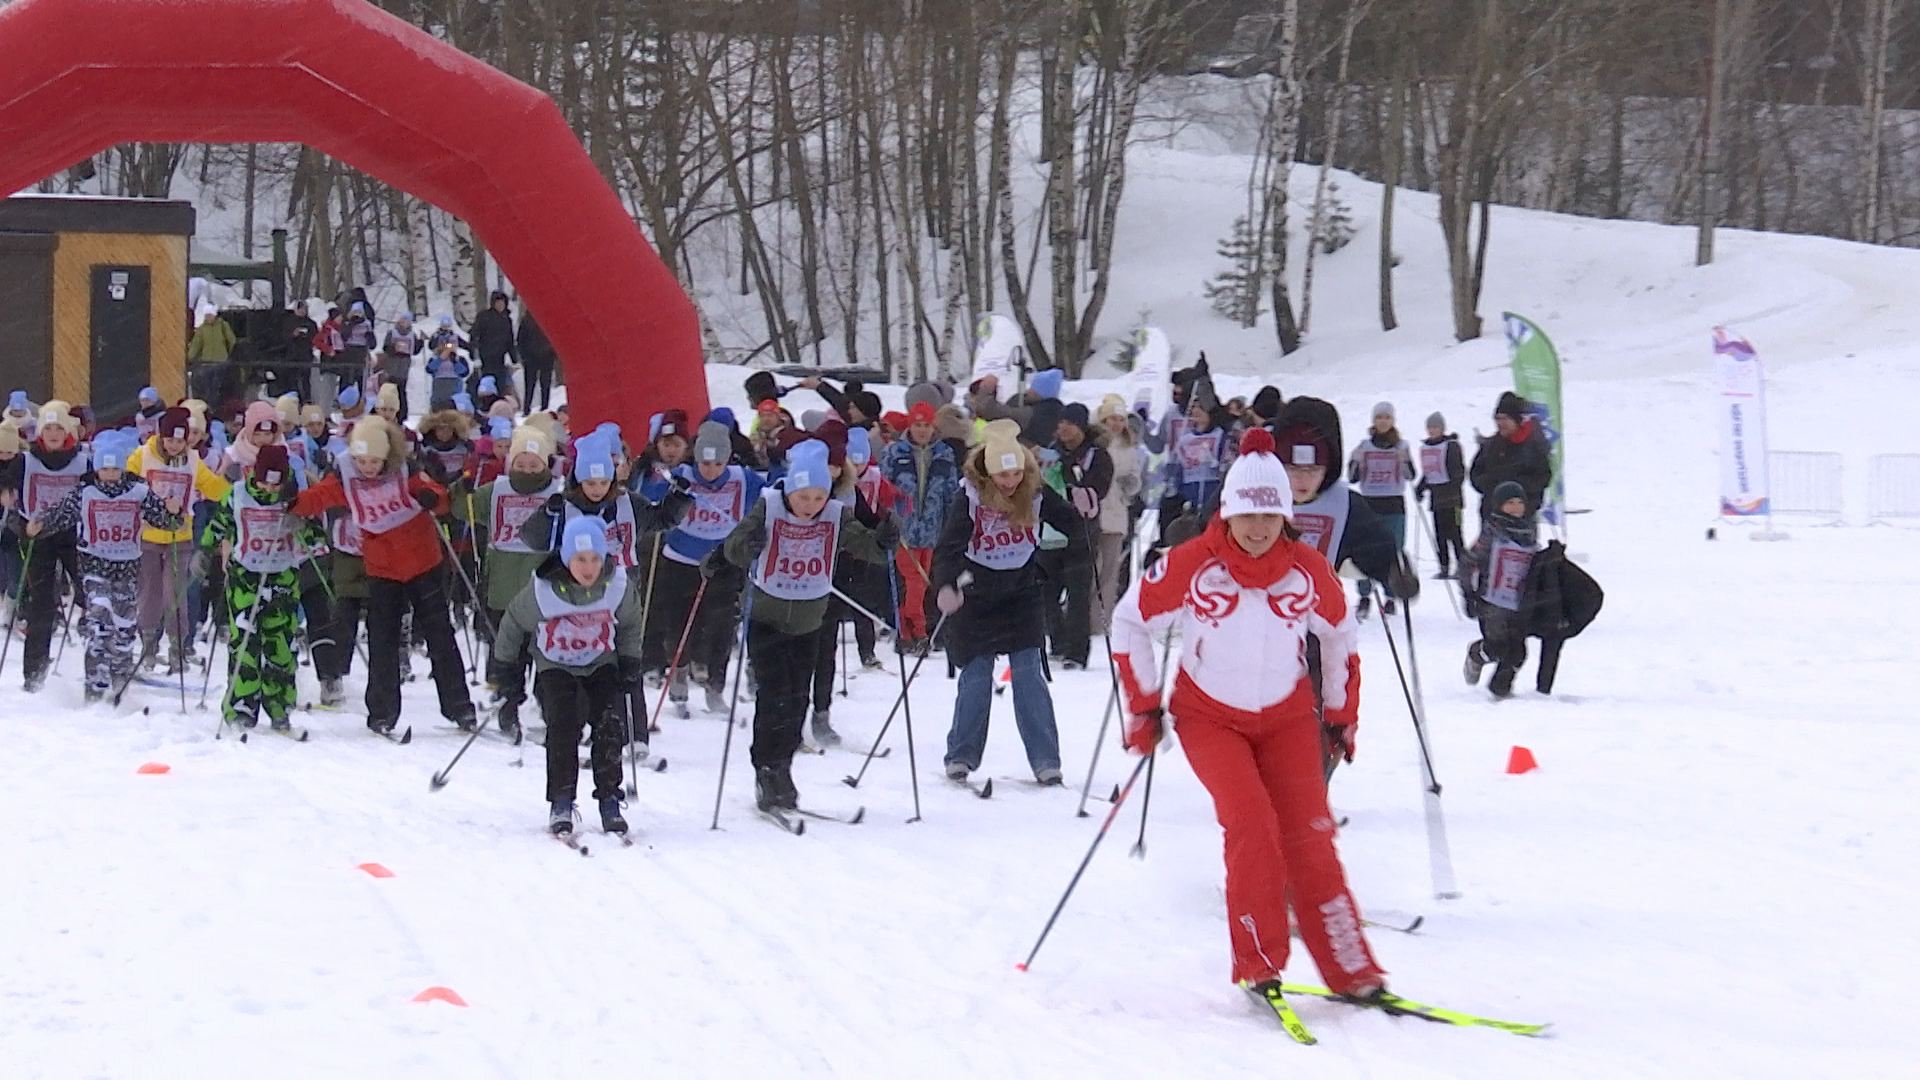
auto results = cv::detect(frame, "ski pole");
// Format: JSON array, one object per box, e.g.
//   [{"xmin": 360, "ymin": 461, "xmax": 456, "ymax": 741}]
[
  {"xmin": 0, "ymin": 531, "xmax": 37, "ymax": 678},
  {"xmin": 650, "ymin": 575, "xmax": 710, "ymax": 737},
  {"xmin": 1076, "ymin": 522, "xmax": 1125, "ymax": 818},
  {"xmin": 1016, "ymin": 752, "xmax": 1151, "ymax": 974},
  {"xmin": 624, "ymin": 534, "xmax": 663, "ymax": 799},
  {"xmin": 1414, "ymin": 509, "xmax": 1465, "ymax": 620},
  {"xmin": 51, "ymin": 562, "xmax": 79, "ymax": 676},
  {"xmin": 841, "ymin": 571, "xmax": 969, "ymax": 790},
  {"xmin": 884, "ymin": 561, "xmax": 922, "ymax": 824},
  {"xmin": 429, "ymin": 706, "xmax": 494, "ymax": 790},
  {"xmin": 1126, "ymin": 629, "xmax": 1176, "ymax": 857},
  {"xmin": 709, "ymin": 582, "xmax": 755, "ymax": 830},
  {"xmin": 1392, "ymin": 601, "xmax": 1460, "ymax": 899}
]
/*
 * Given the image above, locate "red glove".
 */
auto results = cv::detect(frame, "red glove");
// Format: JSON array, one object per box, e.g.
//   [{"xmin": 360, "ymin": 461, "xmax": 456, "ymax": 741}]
[
  {"xmin": 1323, "ymin": 721, "xmax": 1356, "ymax": 764},
  {"xmin": 1123, "ymin": 707, "xmax": 1164, "ymax": 755}
]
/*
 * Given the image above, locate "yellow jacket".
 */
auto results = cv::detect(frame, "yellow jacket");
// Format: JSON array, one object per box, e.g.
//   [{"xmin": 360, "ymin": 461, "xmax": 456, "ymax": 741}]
[{"xmin": 126, "ymin": 435, "xmax": 231, "ymax": 543}]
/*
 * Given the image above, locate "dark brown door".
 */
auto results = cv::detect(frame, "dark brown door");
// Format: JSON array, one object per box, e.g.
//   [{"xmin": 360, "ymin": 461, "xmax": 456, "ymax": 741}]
[
  {"xmin": 0, "ymin": 232, "xmax": 55, "ymax": 401},
  {"xmin": 90, "ymin": 264, "xmax": 150, "ymax": 426}
]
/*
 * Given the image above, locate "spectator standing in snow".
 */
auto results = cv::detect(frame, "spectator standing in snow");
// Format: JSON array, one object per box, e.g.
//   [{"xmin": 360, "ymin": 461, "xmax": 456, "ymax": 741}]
[
  {"xmin": 517, "ymin": 310, "xmax": 558, "ymax": 415},
  {"xmin": 1093, "ymin": 394, "xmax": 1146, "ymax": 632},
  {"xmin": 380, "ymin": 313, "xmax": 423, "ymax": 419},
  {"xmin": 468, "ymin": 291, "xmax": 517, "ymax": 399},
  {"xmin": 1040, "ymin": 402, "xmax": 1109, "ymax": 669},
  {"xmin": 1415, "ymin": 412, "xmax": 1469, "ymax": 579},
  {"xmin": 339, "ymin": 303, "xmax": 378, "ymax": 402},
  {"xmin": 1469, "ymin": 392, "xmax": 1553, "ymax": 520},
  {"xmin": 881, "ymin": 400, "xmax": 959, "ymax": 654}
]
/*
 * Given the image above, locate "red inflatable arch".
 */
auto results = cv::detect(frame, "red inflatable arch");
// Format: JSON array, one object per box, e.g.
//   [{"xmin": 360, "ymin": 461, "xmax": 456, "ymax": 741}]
[{"xmin": 0, "ymin": 0, "xmax": 707, "ymax": 435}]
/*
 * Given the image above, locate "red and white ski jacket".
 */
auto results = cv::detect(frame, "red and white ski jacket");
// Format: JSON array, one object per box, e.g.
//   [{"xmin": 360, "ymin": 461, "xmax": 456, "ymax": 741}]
[{"xmin": 1113, "ymin": 517, "xmax": 1359, "ymax": 725}]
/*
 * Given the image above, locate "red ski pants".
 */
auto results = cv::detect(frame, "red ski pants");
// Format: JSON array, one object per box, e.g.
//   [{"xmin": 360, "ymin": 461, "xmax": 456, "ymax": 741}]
[
  {"xmin": 1173, "ymin": 675, "xmax": 1385, "ymax": 992},
  {"xmin": 895, "ymin": 546, "xmax": 934, "ymax": 640}
]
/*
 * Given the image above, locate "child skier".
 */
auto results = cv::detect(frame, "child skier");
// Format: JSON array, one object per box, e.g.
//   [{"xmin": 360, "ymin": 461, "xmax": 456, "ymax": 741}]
[
  {"xmin": 1347, "ymin": 402, "xmax": 1416, "ymax": 620},
  {"xmin": 291, "ymin": 416, "xmax": 477, "ymax": 735},
  {"xmin": 12, "ymin": 400, "xmax": 90, "ymax": 692},
  {"xmin": 807, "ymin": 424, "xmax": 898, "ymax": 747},
  {"xmin": 1464, "ymin": 481, "xmax": 1540, "ymax": 699},
  {"xmin": 1415, "ymin": 412, "xmax": 1469, "ymax": 579},
  {"xmin": 714, "ymin": 438, "xmax": 894, "ymax": 813},
  {"xmin": 454, "ymin": 423, "xmax": 563, "ymax": 740},
  {"xmin": 199, "ymin": 444, "xmax": 319, "ymax": 729},
  {"xmin": 931, "ymin": 419, "xmax": 1079, "ymax": 785},
  {"xmin": 1111, "ymin": 428, "xmax": 1388, "ymax": 1011},
  {"xmin": 647, "ymin": 421, "xmax": 762, "ymax": 717},
  {"xmin": 33, "ymin": 430, "xmax": 182, "ymax": 702},
  {"xmin": 489, "ymin": 516, "xmax": 648, "ymax": 839},
  {"xmin": 881, "ymin": 400, "xmax": 960, "ymax": 655},
  {"xmin": 127, "ymin": 406, "xmax": 231, "ymax": 674}
]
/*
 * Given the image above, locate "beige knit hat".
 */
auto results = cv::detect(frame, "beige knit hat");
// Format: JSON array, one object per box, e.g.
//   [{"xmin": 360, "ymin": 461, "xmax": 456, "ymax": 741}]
[
  {"xmin": 375, "ymin": 383, "xmax": 400, "ymax": 412},
  {"xmin": 508, "ymin": 425, "xmax": 550, "ymax": 462},
  {"xmin": 37, "ymin": 399, "xmax": 76, "ymax": 435},
  {"xmin": 1094, "ymin": 393, "xmax": 1127, "ymax": 425},
  {"xmin": 0, "ymin": 420, "xmax": 22, "ymax": 455},
  {"xmin": 347, "ymin": 418, "xmax": 391, "ymax": 460},
  {"xmin": 978, "ymin": 418, "xmax": 1025, "ymax": 476}
]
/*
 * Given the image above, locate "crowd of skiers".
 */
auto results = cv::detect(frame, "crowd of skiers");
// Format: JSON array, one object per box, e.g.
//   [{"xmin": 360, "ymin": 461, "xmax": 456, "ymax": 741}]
[{"xmin": 0, "ymin": 345, "xmax": 1605, "ymax": 1014}]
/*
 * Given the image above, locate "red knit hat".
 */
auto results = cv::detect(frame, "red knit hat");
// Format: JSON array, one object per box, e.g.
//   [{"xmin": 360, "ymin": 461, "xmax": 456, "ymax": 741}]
[
  {"xmin": 253, "ymin": 444, "xmax": 291, "ymax": 486},
  {"xmin": 158, "ymin": 407, "xmax": 192, "ymax": 441},
  {"xmin": 815, "ymin": 418, "xmax": 849, "ymax": 467},
  {"xmin": 907, "ymin": 401, "xmax": 937, "ymax": 426},
  {"xmin": 882, "ymin": 410, "xmax": 911, "ymax": 432}
]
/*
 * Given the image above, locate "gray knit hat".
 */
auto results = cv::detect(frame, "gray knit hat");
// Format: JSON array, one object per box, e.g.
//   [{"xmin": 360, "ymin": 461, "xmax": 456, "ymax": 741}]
[
  {"xmin": 1372, "ymin": 401, "xmax": 1395, "ymax": 421},
  {"xmin": 1426, "ymin": 411, "xmax": 1446, "ymax": 431},
  {"xmin": 694, "ymin": 421, "xmax": 732, "ymax": 465}
]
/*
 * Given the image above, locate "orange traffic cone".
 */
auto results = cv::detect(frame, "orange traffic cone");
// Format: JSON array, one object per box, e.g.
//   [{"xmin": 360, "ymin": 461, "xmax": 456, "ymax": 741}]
[
  {"xmin": 357, "ymin": 863, "xmax": 395, "ymax": 878},
  {"xmin": 136, "ymin": 762, "xmax": 170, "ymax": 775},
  {"xmin": 412, "ymin": 986, "xmax": 468, "ymax": 1007},
  {"xmin": 1505, "ymin": 746, "xmax": 1539, "ymax": 775}
]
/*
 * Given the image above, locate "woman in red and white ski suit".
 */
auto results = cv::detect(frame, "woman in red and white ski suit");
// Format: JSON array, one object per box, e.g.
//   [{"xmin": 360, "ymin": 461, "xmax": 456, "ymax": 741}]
[{"xmin": 1112, "ymin": 429, "xmax": 1385, "ymax": 996}]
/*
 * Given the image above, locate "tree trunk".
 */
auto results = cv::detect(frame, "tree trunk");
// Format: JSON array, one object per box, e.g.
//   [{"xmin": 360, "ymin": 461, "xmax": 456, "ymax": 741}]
[
  {"xmin": 1300, "ymin": 0, "xmax": 1365, "ymax": 336},
  {"xmin": 1379, "ymin": 24, "xmax": 1408, "ymax": 332},
  {"xmin": 1698, "ymin": 0, "xmax": 1731, "ymax": 265},
  {"xmin": 1265, "ymin": 0, "xmax": 1303, "ymax": 355},
  {"xmin": 1861, "ymin": 0, "xmax": 1895, "ymax": 242},
  {"xmin": 1045, "ymin": 0, "xmax": 1082, "ymax": 374},
  {"xmin": 450, "ymin": 216, "xmax": 479, "ymax": 327}
]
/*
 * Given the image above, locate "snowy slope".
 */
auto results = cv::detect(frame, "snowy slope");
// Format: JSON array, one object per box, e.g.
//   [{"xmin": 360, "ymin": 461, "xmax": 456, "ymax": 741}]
[{"xmin": 10, "ymin": 155, "xmax": 1920, "ymax": 1076}]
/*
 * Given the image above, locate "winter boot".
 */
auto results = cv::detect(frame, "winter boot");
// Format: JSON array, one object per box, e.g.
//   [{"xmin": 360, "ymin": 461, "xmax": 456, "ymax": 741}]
[
  {"xmin": 1381, "ymin": 597, "xmax": 1398, "ymax": 617},
  {"xmin": 860, "ymin": 652, "xmax": 885, "ymax": 672},
  {"xmin": 1034, "ymin": 767, "xmax": 1065, "ymax": 787},
  {"xmin": 270, "ymin": 715, "xmax": 293, "ymax": 733},
  {"xmin": 320, "ymin": 679, "xmax": 347, "ymax": 709},
  {"xmin": 705, "ymin": 684, "xmax": 728, "ymax": 714},
  {"xmin": 645, "ymin": 669, "xmax": 665, "ymax": 691},
  {"xmin": 139, "ymin": 630, "xmax": 161, "ymax": 671},
  {"xmin": 23, "ymin": 666, "xmax": 46, "ymax": 693},
  {"xmin": 755, "ymin": 764, "xmax": 799, "ymax": 811},
  {"xmin": 1356, "ymin": 595, "xmax": 1372, "ymax": 623},
  {"xmin": 945, "ymin": 760, "xmax": 973, "ymax": 781},
  {"xmin": 1463, "ymin": 641, "xmax": 1488, "ymax": 685},
  {"xmin": 549, "ymin": 800, "xmax": 576, "ymax": 837},
  {"xmin": 598, "ymin": 797, "xmax": 628, "ymax": 835},
  {"xmin": 1489, "ymin": 665, "xmax": 1517, "ymax": 700},
  {"xmin": 367, "ymin": 716, "xmax": 397, "ymax": 736},
  {"xmin": 811, "ymin": 709, "xmax": 841, "ymax": 748},
  {"xmin": 450, "ymin": 706, "xmax": 478, "ymax": 733},
  {"xmin": 84, "ymin": 682, "xmax": 107, "ymax": 705}
]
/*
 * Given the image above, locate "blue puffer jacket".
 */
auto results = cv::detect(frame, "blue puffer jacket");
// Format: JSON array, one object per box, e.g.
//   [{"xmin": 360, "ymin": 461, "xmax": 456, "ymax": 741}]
[{"xmin": 882, "ymin": 437, "xmax": 959, "ymax": 549}]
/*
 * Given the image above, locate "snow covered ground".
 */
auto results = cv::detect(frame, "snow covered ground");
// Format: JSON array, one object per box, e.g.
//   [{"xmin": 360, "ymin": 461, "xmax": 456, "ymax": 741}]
[{"xmin": 11, "ymin": 145, "xmax": 1920, "ymax": 1074}]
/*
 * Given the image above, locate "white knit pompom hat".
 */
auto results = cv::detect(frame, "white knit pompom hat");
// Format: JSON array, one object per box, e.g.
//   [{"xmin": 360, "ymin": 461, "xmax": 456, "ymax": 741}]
[{"xmin": 1220, "ymin": 429, "xmax": 1293, "ymax": 519}]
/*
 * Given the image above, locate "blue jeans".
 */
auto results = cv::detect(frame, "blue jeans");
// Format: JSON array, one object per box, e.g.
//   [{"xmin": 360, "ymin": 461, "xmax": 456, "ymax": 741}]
[
  {"xmin": 946, "ymin": 648, "xmax": 1061, "ymax": 775},
  {"xmin": 1358, "ymin": 512, "xmax": 1408, "ymax": 600}
]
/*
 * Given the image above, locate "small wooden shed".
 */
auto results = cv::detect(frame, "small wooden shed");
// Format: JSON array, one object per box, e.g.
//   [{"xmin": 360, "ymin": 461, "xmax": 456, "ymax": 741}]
[{"xmin": 0, "ymin": 195, "xmax": 195, "ymax": 425}]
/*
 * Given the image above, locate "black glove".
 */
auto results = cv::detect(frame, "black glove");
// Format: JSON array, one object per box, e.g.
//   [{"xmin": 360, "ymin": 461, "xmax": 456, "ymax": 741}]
[
  {"xmin": 872, "ymin": 512, "xmax": 902, "ymax": 551},
  {"xmin": 486, "ymin": 656, "xmax": 526, "ymax": 702},
  {"xmin": 670, "ymin": 473, "xmax": 693, "ymax": 496},
  {"xmin": 700, "ymin": 545, "xmax": 731, "ymax": 581},
  {"xmin": 545, "ymin": 493, "xmax": 566, "ymax": 516},
  {"xmin": 1387, "ymin": 556, "xmax": 1421, "ymax": 603},
  {"xmin": 281, "ymin": 471, "xmax": 303, "ymax": 504},
  {"xmin": 1414, "ymin": 481, "xmax": 1429, "ymax": 503},
  {"xmin": 617, "ymin": 655, "xmax": 645, "ymax": 691},
  {"xmin": 601, "ymin": 500, "xmax": 619, "ymax": 524},
  {"xmin": 413, "ymin": 486, "xmax": 439, "ymax": 511},
  {"xmin": 191, "ymin": 549, "xmax": 215, "ymax": 582}
]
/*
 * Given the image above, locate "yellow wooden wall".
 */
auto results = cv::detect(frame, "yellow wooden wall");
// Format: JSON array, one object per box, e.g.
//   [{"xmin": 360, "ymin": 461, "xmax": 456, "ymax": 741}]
[{"xmin": 50, "ymin": 232, "xmax": 188, "ymax": 406}]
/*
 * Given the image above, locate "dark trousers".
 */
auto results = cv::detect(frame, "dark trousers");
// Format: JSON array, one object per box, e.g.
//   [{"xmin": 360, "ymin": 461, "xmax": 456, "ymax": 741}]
[
  {"xmin": 811, "ymin": 614, "xmax": 844, "ymax": 713},
  {"xmin": 298, "ymin": 563, "xmax": 346, "ymax": 680},
  {"xmin": 1477, "ymin": 607, "xmax": 1529, "ymax": 691},
  {"xmin": 324, "ymin": 595, "xmax": 362, "ymax": 680},
  {"xmin": 1535, "ymin": 635, "xmax": 1566, "ymax": 694},
  {"xmin": 536, "ymin": 665, "xmax": 625, "ymax": 803},
  {"xmin": 1037, "ymin": 547, "xmax": 1093, "ymax": 666},
  {"xmin": 23, "ymin": 531, "xmax": 80, "ymax": 679},
  {"xmin": 365, "ymin": 563, "xmax": 473, "ymax": 726},
  {"xmin": 748, "ymin": 618, "xmax": 822, "ymax": 768},
  {"xmin": 1431, "ymin": 500, "xmax": 1468, "ymax": 575},
  {"xmin": 645, "ymin": 557, "xmax": 698, "ymax": 674},
  {"xmin": 523, "ymin": 364, "xmax": 554, "ymax": 413}
]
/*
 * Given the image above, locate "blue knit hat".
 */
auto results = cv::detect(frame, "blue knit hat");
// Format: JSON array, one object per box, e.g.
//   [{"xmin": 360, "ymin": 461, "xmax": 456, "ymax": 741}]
[
  {"xmin": 1030, "ymin": 368, "xmax": 1064, "ymax": 400},
  {"xmin": 707, "ymin": 406, "xmax": 737, "ymax": 431},
  {"xmin": 572, "ymin": 434, "xmax": 615, "ymax": 482},
  {"xmin": 488, "ymin": 417, "xmax": 512, "ymax": 440},
  {"xmin": 439, "ymin": 314, "xmax": 454, "ymax": 328},
  {"xmin": 138, "ymin": 386, "xmax": 160, "ymax": 406},
  {"xmin": 846, "ymin": 427, "xmax": 872, "ymax": 466},
  {"xmin": 785, "ymin": 439, "xmax": 830, "ymax": 493},
  {"xmin": 561, "ymin": 515, "xmax": 609, "ymax": 560},
  {"xmin": 337, "ymin": 384, "xmax": 361, "ymax": 409},
  {"xmin": 452, "ymin": 392, "xmax": 474, "ymax": 414},
  {"xmin": 478, "ymin": 375, "xmax": 499, "ymax": 395},
  {"xmin": 7, "ymin": 390, "xmax": 28, "ymax": 412},
  {"xmin": 92, "ymin": 431, "xmax": 131, "ymax": 471}
]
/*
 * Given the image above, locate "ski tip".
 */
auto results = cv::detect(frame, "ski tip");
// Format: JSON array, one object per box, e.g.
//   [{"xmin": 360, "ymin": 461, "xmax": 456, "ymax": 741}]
[
  {"xmin": 848, "ymin": 807, "xmax": 866, "ymax": 824},
  {"xmin": 429, "ymin": 775, "xmax": 448, "ymax": 792},
  {"xmin": 979, "ymin": 778, "xmax": 994, "ymax": 799},
  {"xmin": 1407, "ymin": 916, "xmax": 1425, "ymax": 932},
  {"xmin": 1436, "ymin": 891, "xmax": 1463, "ymax": 901},
  {"xmin": 840, "ymin": 776, "xmax": 859, "ymax": 788},
  {"xmin": 399, "ymin": 727, "xmax": 413, "ymax": 745},
  {"xmin": 652, "ymin": 758, "xmax": 669, "ymax": 772},
  {"xmin": 793, "ymin": 818, "xmax": 807, "ymax": 836},
  {"xmin": 1108, "ymin": 784, "xmax": 1120, "ymax": 803}
]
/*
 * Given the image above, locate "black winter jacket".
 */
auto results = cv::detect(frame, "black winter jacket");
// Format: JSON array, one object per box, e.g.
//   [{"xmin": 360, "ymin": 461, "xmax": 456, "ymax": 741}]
[
  {"xmin": 932, "ymin": 448, "xmax": 1079, "ymax": 668},
  {"xmin": 1469, "ymin": 422, "xmax": 1553, "ymax": 517}
]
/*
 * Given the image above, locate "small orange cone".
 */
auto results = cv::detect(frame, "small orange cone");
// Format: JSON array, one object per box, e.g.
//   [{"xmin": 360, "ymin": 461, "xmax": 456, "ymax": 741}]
[
  {"xmin": 1506, "ymin": 746, "xmax": 1539, "ymax": 775},
  {"xmin": 136, "ymin": 762, "xmax": 171, "ymax": 775},
  {"xmin": 357, "ymin": 863, "xmax": 395, "ymax": 878},
  {"xmin": 412, "ymin": 986, "xmax": 468, "ymax": 1007}
]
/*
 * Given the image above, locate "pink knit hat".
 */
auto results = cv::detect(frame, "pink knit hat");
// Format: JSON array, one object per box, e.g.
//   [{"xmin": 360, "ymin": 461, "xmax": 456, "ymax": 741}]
[{"xmin": 243, "ymin": 400, "xmax": 280, "ymax": 435}]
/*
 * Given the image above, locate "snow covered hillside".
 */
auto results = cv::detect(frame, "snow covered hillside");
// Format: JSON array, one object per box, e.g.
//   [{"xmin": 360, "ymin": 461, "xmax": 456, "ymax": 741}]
[{"xmin": 9, "ymin": 160, "xmax": 1920, "ymax": 1076}]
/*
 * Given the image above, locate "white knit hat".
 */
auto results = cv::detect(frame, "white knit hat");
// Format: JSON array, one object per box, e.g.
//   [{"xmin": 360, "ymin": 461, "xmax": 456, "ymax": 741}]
[{"xmin": 1220, "ymin": 429, "xmax": 1292, "ymax": 519}]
